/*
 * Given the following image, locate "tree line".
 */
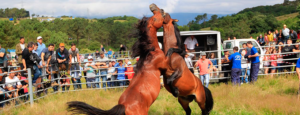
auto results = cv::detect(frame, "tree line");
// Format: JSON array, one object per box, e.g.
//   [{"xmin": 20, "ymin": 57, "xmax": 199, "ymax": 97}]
[
  {"xmin": 0, "ymin": 16, "xmax": 139, "ymax": 53},
  {"xmin": 0, "ymin": 8, "xmax": 29, "ymax": 18}
]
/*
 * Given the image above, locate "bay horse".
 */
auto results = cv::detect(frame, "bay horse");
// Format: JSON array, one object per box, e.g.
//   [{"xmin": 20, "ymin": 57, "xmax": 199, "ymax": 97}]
[
  {"xmin": 161, "ymin": 13, "xmax": 213, "ymax": 115},
  {"xmin": 67, "ymin": 4, "xmax": 167, "ymax": 115}
]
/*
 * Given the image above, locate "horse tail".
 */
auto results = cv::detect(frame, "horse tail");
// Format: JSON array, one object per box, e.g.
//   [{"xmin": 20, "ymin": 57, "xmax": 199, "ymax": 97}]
[
  {"xmin": 204, "ymin": 87, "xmax": 214, "ymax": 114},
  {"xmin": 67, "ymin": 101, "xmax": 125, "ymax": 115}
]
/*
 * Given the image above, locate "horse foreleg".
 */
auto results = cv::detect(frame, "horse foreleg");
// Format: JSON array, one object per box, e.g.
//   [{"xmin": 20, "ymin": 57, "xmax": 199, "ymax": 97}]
[{"xmin": 178, "ymin": 97, "xmax": 192, "ymax": 115}]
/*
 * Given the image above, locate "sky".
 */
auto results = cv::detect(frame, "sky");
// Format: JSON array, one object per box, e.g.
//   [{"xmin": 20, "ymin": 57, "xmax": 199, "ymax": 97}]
[{"xmin": 0, "ymin": 0, "xmax": 284, "ymax": 18}]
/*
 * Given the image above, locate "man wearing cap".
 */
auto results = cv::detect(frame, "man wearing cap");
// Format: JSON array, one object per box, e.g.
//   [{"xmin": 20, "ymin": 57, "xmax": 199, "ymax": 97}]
[
  {"xmin": 184, "ymin": 35, "xmax": 198, "ymax": 65},
  {"xmin": 194, "ymin": 52, "xmax": 212, "ymax": 87},
  {"xmin": 36, "ymin": 36, "xmax": 46, "ymax": 57},
  {"xmin": 225, "ymin": 46, "xmax": 242, "ymax": 85},
  {"xmin": 85, "ymin": 56, "xmax": 97, "ymax": 88},
  {"xmin": 16, "ymin": 37, "xmax": 27, "ymax": 74},
  {"xmin": 282, "ymin": 24, "xmax": 290, "ymax": 44},
  {"xmin": 257, "ymin": 34, "xmax": 265, "ymax": 46},
  {"xmin": 56, "ymin": 43, "xmax": 69, "ymax": 73},
  {"xmin": 185, "ymin": 53, "xmax": 194, "ymax": 73},
  {"xmin": 68, "ymin": 43, "xmax": 81, "ymax": 90},
  {"xmin": 95, "ymin": 51, "xmax": 108, "ymax": 88}
]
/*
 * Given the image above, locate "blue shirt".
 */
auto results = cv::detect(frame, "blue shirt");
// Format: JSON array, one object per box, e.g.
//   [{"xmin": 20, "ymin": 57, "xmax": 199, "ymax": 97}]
[
  {"xmin": 296, "ymin": 58, "xmax": 300, "ymax": 68},
  {"xmin": 0, "ymin": 48, "xmax": 7, "ymax": 64},
  {"xmin": 228, "ymin": 52, "xmax": 242, "ymax": 69},
  {"xmin": 116, "ymin": 64, "xmax": 126, "ymax": 80},
  {"xmin": 36, "ymin": 43, "xmax": 46, "ymax": 57},
  {"xmin": 250, "ymin": 47, "xmax": 260, "ymax": 63}
]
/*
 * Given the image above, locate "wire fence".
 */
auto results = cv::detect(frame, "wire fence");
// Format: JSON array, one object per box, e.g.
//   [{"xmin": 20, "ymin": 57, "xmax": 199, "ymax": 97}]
[{"xmin": 0, "ymin": 42, "xmax": 299, "ymax": 111}]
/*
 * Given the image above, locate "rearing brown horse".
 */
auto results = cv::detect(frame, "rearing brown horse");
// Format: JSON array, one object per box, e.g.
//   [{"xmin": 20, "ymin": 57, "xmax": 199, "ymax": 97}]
[
  {"xmin": 161, "ymin": 13, "xmax": 214, "ymax": 115},
  {"xmin": 67, "ymin": 4, "xmax": 167, "ymax": 115}
]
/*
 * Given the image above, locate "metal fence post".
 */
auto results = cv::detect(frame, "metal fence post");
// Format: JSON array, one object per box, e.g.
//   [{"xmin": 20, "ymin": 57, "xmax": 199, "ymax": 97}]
[{"xmin": 27, "ymin": 68, "xmax": 34, "ymax": 107}]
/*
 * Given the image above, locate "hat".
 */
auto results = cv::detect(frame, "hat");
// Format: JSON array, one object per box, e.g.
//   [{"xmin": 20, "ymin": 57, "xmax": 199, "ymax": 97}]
[
  {"xmin": 59, "ymin": 43, "xmax": 65, "ymax": 47},
  {"xmin": 88, "ymin": 56, "xmax": 93, "ymax": 60},
  {"xmin": 128, "ymin": 62, "xmax": 132, "ymax": 65},
  {"xmin": 100, "ymin": 51, "xmax": 104, "ymax": 54},
  {"xmin": 200, "ymin": 52, "xmax": 206, "ymax": 56},
  {"xmin": 37, "ymin": 36, "xmax": 42, "ymax": 40}
]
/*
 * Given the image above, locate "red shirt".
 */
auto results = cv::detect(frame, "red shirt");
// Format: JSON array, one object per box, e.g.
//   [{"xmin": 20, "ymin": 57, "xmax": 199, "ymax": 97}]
[
  {"xmin": 125, "ymin": 67, "xmax": 134, "ymax": 79},
  {"xmin": 196, "ymin": 59, "xmax": 212, "ymax": 75}
]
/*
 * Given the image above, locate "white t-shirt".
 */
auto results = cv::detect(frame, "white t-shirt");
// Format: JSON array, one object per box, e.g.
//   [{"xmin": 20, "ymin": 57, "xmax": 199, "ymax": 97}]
[
  {"xmin": 20, "ymin": 44, "xmax": 25, "ymax": 51},
  {"xmin": 5, "ymin": 76, "xmax": 21, "ymax": 87},
  {"xmin": 282, "ymin": 28, "xmax": 290, "ymax": 37},
  {"xmin": 185, "ymin": 53, "xmax": 194, "ymax": 68},
  {"xmin": 184, "ymin": 37, "xmax": 198, "ymax": 50},
  {"xmin": 107, "ymin": 67, "xmax": 115, "ymax": 79}
]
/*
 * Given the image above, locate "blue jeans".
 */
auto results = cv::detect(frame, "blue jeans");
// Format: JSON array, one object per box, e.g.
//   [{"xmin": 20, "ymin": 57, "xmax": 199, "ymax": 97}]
[
  {"xmin": 62, "ymin": 86, "xmax": 70, "ymax": 91},
  {"xmin": 87, "ymin": 78, "xmax": 96, "ymax": 88},
  {"xmin": 241, "ymin": 68, "xmax": 250, "ymax": 83},
  {"xmin": 95, "ymin": 73, "xmax": 100, "ymax": 88},
  {"xmin": 284, "ymin": 35, "xmax": 289, "ymax": 44},
  {"xmin": 119, "ymin": 80, "xmax": 126, "ymax": 86},
  {"xmin": 71, "ymin": 79, "xmax": 82, "ymax": 90},
  {"xmin": 231, "ymin": 68, "xmax": 241, "ymax": 85},
  {"xmin": 100, "ymin": 71, "xmax": 107, "ymax": 88},
  {"xmin": 200, "ymin": 74, "xmax": 210, "ymax": 87},
  {"xmin": 277, "ymin": 63, "xmax": 283, "ymax": 72},
  {"xmin": 250, "ymin": 62, "xmax": 260, "ymax": 83},
  {"xmin": 32, "ymin": 65, "xmax": 41, "ymax": 83}
]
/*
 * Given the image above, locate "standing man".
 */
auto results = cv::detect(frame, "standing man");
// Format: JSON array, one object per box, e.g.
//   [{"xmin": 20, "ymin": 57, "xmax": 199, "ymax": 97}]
[
  {"xmin": 68, "ymin": 43, "xmax": 81, "ymax": 90},
  {"xmin": 36, "ymin": 36, "xmax": 46, "ymax": 57},
  {"xmin": 0, "ymin": 44, "xmax": 7, "ymax": 72},
  {"xmin": 22, "ymin": 42, "xmax": 41, "ymax": 84},
  {"xmin": 194, "ymin": 52, "xmax": 212, "ymax": 87},
  {"xmin": 257, "ymin": 34, "xmax": 265, "ymax": 46},
  {"xmin": 16, "ymin": 37, "xmax": 27, "ymax": 74},
  {"xmin": 226, "ymin": 46, "xmax": 242, "ymax": 85},
  {"xmin": 56, "ymin": 43, "xmax": 69, "ymax": 74},
  {"xmin": 282, "ymin": 24, "xmax": 290, "ymax": 44},
  {"xmin": 290, "ymin": 29, "xmax": 298, "ymax": 44},
  {"xmin": 184, "ymin": 35, "xmax": 198, "ymax": 65},
  {"xmin": 41, "ymin": 44, "xmax": 54, "ymax": 78},
  {"xmin": 95, "ymin": 51, "xmax": 108, "ymax": 88},
  {"xmin": 247, "ymin": 41, "xmax": 260, "ymax": 83}
]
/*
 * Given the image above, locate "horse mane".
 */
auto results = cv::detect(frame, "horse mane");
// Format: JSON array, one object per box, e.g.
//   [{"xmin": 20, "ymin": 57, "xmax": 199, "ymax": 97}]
[
  {"xmin": 131, "ymin": 17, "xmax": 155, "ymax": 73},
  {"xmin": 173, "ymin": 21, "xmax": 186, "ymax": 57}
]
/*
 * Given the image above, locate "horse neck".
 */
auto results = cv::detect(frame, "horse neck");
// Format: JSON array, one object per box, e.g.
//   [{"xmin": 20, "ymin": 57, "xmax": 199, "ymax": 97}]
[
  {"xmin": 147, "ymin": 27, "xmax": 160, "ymax": 50},
  {"xmin": 163, "ymin": 23, "xmax": 178, "ymax": 53}
]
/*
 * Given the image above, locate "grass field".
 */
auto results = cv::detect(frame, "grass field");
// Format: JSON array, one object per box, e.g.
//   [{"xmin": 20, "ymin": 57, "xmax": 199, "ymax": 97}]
[{"xmin": 2, "ymin": 74, "xmax": 299, "ymax": 115}]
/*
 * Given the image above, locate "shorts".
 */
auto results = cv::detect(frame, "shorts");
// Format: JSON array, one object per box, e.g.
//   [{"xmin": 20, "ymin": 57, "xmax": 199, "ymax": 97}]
[
  {"xmin": 270, "ymin": 66, "xmax": 276, "ymax": 70},
  {"xmin": 263, "ymin": 65, "xmax": 270, "ymax": 67}
]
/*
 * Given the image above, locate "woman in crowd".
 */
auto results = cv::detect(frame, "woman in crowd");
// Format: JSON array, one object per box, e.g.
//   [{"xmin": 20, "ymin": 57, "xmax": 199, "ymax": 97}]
[
  {"xmin": 115, "ymin": 60, "xmax": 126, "ymax": 86},
  {"xmin": 125, "ymin": 62, "xmax": 134, "ymax": 83},
  {"xmin": 270, "ymin": 48, "xmax": 277, "ymax": 78},
  {"xmin": 263, "ymin": 50, "xmax": 270, "ymax": 75},
  {"xmin": 208, "ymin": 53, "xmax": 218, "ymax": 78},
  {"xmin": 16, "ymin": 72, "xmax": 28, "ymax": 101},
  {"xmin": 277, "ymin": 42, "xmax": 284, "ymax": 73},
  {"xmin": 264, "ymin": 33, "xmax": 269, "ymax": 46},
  {"xmin": 60, "ymin": 75, "xmax": 70, "ymax": 91},
  {"xmin": 268, "ymin": 30, "xmax": 274, "ymax": 43}
]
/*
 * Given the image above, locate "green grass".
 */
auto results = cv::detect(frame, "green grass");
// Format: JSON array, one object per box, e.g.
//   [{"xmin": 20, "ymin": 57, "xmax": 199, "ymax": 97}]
[
  {"xmin": 276, "ymin": 12, "xmax": 299, "ymax": 21},
  {"xmin": 2, "ymin": 75, "xmax": 300, "ymax": 115}
]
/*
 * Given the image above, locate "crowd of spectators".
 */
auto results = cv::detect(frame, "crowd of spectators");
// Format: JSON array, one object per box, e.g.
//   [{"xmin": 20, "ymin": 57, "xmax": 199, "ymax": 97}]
[{"xmin": 0, "ymin": 36, "xmax": 133, "ymax": 107}]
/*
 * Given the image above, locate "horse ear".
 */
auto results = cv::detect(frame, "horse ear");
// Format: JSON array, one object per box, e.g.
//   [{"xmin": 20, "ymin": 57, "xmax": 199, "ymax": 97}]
[{"xmin": 173, "ymin": 19, "xmax": 178, "ymax": 22}]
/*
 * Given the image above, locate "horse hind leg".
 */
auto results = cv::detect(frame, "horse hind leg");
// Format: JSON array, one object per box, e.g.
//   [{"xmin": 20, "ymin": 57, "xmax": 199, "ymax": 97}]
[
  {"xmin": 167, "ymin": 70, "xmax": 181, "ymax": 97},
  {"xmin": 178, "ymin": 96, "xmax": 193, "ymax": 115}
]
